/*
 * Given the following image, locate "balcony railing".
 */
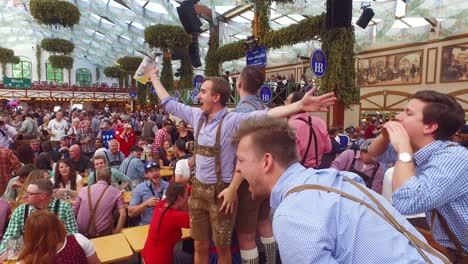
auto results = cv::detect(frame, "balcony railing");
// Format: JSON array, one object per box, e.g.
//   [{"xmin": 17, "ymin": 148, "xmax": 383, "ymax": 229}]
[{"xmin": 0, "ymin": 82, "xmax": 133, "ymax": 93}]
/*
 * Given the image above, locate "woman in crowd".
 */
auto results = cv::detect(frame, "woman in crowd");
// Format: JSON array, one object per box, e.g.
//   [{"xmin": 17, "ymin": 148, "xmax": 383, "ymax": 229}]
[
  {"xmin": 177, "ymin": 120, "xmax": 194, "ymax": 148},
  {"xmin": 158, "ymin": 140, "xmax": 176, "ymax": 169},
  {"xmin": 142, "ymin": 182, "xmax": 190, "ymax": 264},
  {"xmin": 68, "ymin": 118, "xmax": 81, "ymax": 144},
  {"xmin": 17, "ymin": 210, "xmax": 100, "ymax": 264},
  {"xmin": 52, "ymin": 159, "xmax": 83, "ymax": 199},
  {"xmin": 38, "ymin": 115, "xmax": 50, "ymax": 141}
]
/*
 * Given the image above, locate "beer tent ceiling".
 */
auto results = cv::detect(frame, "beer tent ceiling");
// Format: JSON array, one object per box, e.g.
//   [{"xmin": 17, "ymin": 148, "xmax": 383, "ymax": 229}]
[{"xmin": 0, "ymin": 0, "xmax": 467, "ymax": 72}]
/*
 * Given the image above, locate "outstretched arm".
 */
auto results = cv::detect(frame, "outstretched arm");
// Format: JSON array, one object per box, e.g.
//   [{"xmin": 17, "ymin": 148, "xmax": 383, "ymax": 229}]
[
  {"xmin": 267, "ymin": 88, "xmax": 336, "ymax": 118},
  {"xmin": 146, "ymin": 63, "xmax": 170, "ymax": 100}
]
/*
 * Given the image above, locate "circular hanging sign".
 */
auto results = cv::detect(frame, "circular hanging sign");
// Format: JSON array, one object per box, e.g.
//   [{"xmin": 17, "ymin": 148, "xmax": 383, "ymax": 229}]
[
  {"xmin": 259, "ymin": 85, "xmax": 272, "ymax": 104},
  {"xmin": 193, "ymin": 75, "xmax": 204, "ymax": 89},
  {"xmin": 174, "ymin": 90, "xmax": 180, "ymax": 102},
  {"xmin": 150, "ymin": 86, "xmax": 157, "ymax": 96},
  {"xmin": 311, "ymin": 49, "xmax": 327, "ymax": 78},
  {"xmin": 129, "ymin": 90, "xmax": 137, "ymax": 98}
]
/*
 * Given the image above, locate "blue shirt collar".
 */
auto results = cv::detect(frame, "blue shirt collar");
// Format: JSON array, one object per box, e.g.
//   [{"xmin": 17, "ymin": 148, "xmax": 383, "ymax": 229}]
[
  {"xmin": 270, "ymin": 162, "xmax": 307, "ymax": 210},
  {"xmin": 202, "ymin": 107, "xmax": 229, "ymax": 124},
  {"xmin": 238, "ymin": 95, "xmax": 258, "ymax": 104}
]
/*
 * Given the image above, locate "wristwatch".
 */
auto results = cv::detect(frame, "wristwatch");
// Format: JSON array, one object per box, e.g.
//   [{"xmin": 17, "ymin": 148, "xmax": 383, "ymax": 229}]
[{"xmin": 398, "ymin": 152, "xmax": 413, "ymax": 163}]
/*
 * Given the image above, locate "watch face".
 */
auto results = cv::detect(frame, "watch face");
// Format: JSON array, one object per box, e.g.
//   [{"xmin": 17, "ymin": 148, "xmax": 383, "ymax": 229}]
[{"xmin": 399, "ymin": 153, "xmax": 412, "ymax": 162}]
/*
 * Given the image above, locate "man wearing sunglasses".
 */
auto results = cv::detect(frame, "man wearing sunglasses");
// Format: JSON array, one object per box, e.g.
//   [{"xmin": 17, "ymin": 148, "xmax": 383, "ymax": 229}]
[{"xmin": 0, "ymin": 179, "xmax": 78, "ymax": 260}]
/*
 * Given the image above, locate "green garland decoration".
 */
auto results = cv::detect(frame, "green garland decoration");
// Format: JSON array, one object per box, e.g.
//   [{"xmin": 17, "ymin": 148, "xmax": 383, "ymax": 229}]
[
  {"xmin": 179, "ymin": 50, "xmax": 194, "ymax": 89},
  {"xmin": 29, "ymin": 0, "xmax": 80, "ymax": 28},
  {"xmin": 205, "ymin": 27, "xmax": 220, "ymax": 76},
  {"xmin": 104, "ymin": 66, "xmax": 125, "ymax": 79},
  {"xmin": 136, "ymin": 82, "xmax": 146, "ymax": 105},
  {"xmin": 256, "ymin": 0, "xmax": 270, "ymax": 39},
  {"xmin": 36, "ymin": 45, "xmax": 42, "ymax": 81},
  {"xmin": 96, "ymin": 67, "xmax": 100, "ymax": 82},
  {"xmin": 41, "ymin": 38, "xmax": 74, "ymax": 54},
  {"xmin": 0, "ymin": 47, "xmax": 20, "ymax": 76},
  {"xmin": 161, "ymin": 55, "xmax": 173, "ymax": 91},
  {"xmin": 0, "ymin": 47, "xmax": 17, "ymax": 63},
  {"xmin": 48, "ymin": 55, "xmax": 73, "ymax": 69},
  {"xmin": 144, "ymin": 25, "xmax": 192, "ymax": 51},
  {"xmin": 320, "ymin": 27, "xmax": 358, "ymax": 104},
  {"xmin": 205, "ymin": 13, "xmax": 358, "ymax": 106},
  {"xmin": 117, "ymin": 56, "xmax": 143, "ymax": 73}
]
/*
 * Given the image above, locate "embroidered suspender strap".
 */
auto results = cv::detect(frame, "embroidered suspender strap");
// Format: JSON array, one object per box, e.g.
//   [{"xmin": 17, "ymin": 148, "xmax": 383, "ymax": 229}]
[
  {"xmin": 193, "ymin": 115, "xmax": 227, "ymax": 186},
  {"xmin": 431, "ymin": 209, "xmax": 467, "ymax": 258},
  {"xmin": 297, "ymin": 117, "xmax": 318, "ymax": 168},
  {"xmin": 285, "ymin": 177, "xmax": 450, "ymax": 264},
  {"xmin": 86, "ymin": 185, "xmax": 110, "ymax": 237}
]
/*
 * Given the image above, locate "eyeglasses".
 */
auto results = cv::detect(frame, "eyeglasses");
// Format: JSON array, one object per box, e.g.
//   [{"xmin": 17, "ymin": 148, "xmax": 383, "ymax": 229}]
[{"xmin": 25, "ymin": 191, "xmax": 44, "ymax": 196}]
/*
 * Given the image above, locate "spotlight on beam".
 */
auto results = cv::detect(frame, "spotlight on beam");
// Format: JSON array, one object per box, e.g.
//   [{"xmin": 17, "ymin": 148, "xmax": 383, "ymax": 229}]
[{"xmin": 356, "ymin": 6, "xmax": 374, "ymax": 29}]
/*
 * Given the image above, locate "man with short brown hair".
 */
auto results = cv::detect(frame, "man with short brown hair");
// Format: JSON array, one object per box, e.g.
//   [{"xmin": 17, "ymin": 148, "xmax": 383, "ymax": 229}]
[{"xmin": 145, "ymin": 63, "xmax": 336, "ymax": 264}]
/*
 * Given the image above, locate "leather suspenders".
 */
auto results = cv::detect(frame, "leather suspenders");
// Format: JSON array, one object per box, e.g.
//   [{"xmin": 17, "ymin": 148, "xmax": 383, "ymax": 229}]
[{"xmin": 285, "ymin": 176, "xmax": 451, "ymax": 264}]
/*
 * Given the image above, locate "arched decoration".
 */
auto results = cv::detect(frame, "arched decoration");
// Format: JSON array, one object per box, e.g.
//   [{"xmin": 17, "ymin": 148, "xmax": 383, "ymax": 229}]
[
  {"xmin": 76, "ymin": 68, "xmax": 91, "ymax": 87},
  {"xmin": 448, "ymin": 89, "xmax": 468, "ymax": 112},
  {"xmin": 360, "ymin": 90, "xmax": 412, "ymax": 112},
  {"xmin": 46, "ymin": 62, "xmax": 63, "ymax": 85},
  {"xmin": 12, "ymin": 56, "xmax": 32, "ymax": 79}
]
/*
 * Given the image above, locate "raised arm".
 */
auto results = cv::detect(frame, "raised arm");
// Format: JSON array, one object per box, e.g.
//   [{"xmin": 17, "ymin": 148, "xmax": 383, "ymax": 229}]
[
  {"xmin": 146, "ymin": 64, "xmax": 170, "ymax": 101},
  {"xmin": 267, "ymin": 88, "xmax": 336, "ymax": 118}
]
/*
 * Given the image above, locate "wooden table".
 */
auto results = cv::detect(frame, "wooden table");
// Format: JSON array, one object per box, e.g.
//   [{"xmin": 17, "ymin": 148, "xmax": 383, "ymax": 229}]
[
  {"xmin": 121, "ymin": 225, "xmax": 150, "ymax": 252},
  {"xmin": 160, "ymin": 168, "xmax": 173, "ymax": 177},
  {"xmin": 90, "ymin": 233, "xmax": 133, "ymax": 263}
]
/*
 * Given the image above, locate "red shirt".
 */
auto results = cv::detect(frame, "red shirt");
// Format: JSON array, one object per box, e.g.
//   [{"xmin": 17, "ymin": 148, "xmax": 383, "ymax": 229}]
[
  {"xmin": 364, "ymin": 124, "xmax": 376, "ymax": 139},
  {"xmin": 114, "ymin": 128, "xmax": 136, "ymax": 157},
  {"xmin": 142, "ymin": 199, "xmax": 190, "ymax": 264}
]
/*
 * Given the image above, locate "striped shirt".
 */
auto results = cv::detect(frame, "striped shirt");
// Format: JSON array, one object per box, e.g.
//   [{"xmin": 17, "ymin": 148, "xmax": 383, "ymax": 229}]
[
  {"xmin": 271, "ymin": 163, "xmax": 444, "ymax": 263},
  {"xmin": 376, "ymin": 141, "xmax": 468, "ymax": 251}
]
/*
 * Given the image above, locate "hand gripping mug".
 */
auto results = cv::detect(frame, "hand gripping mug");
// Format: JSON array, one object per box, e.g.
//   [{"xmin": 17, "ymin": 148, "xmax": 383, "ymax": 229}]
[{"xmin": 133, "ymin": 56, "xmax": 155, "ymax": 84}]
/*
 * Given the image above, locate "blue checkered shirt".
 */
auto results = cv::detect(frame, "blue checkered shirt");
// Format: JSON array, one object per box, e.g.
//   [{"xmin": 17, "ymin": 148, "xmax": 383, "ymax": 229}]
[
  {"xmin": 376, "ymin": 141, "xmax": 468, "ymax": 251},
  {"xmin": 270, "ymin": 163, "xmax": 445, "ymax": 263}
]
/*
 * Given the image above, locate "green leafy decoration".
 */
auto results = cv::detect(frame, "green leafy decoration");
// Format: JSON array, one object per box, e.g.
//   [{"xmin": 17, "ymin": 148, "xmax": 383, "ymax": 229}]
[
  {"xmin": 256, "ymin": 0, "xmax": 271, "ymax": 39},
  {"xmin": 29, "ymin": 0, "xmax": 80, "ymax": 28},
  {"xmin": 0, "ymin": 47, "xmax": 16, "ymax": 63},
  {"xmin": 136, "ymin": 82, "xmax": 146, "ymax": 105},
  {"xmin": 161, "ymin": 55, "xmax": 173, "ymax": 91},
  {"xmin": 36, "ymin": 45, "xmax": 42, "ymax": 81},
  {"xmin": 205, "ymin": 28, "xmax": 220, "ymax": 76},
  {"xmin": 41, "ymin": 38, "xmax": 74, "ymax": 54},
  {"xmin": 104, "ymin": 66, "xmax": 125, "ymax": 79},
  {"xmin": 144, "ymin": 25, "xmax": 192, "ymax": 51},
  {"xmin": 1, "ymin": 63, "xmax": 6, "ymax": 76},
  {"xmin": 205, "ymin": 13, "xmax": 357, "ymax": 106},
  {"xmin": 49, "ymin": 55, "xmax": 73, "ymax": 69},
  {"xmin": 96, "ymin": 67, "xmax": 100, "ymax": 82},
  {"xmin": 179, "ymin": 49, "xmax": 194, "ymax": 89},
  {"xmin": 321, "ymin": 27, "xmax": 358, "ymax": 105},
  {"xmin": 117, "ymin": 56, "xmax": 143, "ymax": 73}
]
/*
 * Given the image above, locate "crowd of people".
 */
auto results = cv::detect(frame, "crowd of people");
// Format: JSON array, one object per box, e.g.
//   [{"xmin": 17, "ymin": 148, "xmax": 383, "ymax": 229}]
[{"xmin": 0, "ymin": 63, "xmax": 466, "ymax": 264}]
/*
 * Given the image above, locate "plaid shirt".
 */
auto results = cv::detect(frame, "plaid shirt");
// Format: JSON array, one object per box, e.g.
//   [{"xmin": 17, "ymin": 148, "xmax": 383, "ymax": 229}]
[
  {"xmin": 75, "ymin": 128, "xmax": 96, "ymax": 154},
  {"xmin": 0, "ymin": 198, "xmax": 78, "ymax": 254},
  {"xmin": 153, "ymin": 128, "xmax": 171, "ymax": 153},
  {"xmin": 0, "ymin": 148, "xmax": 22, "ymax": 196}
]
